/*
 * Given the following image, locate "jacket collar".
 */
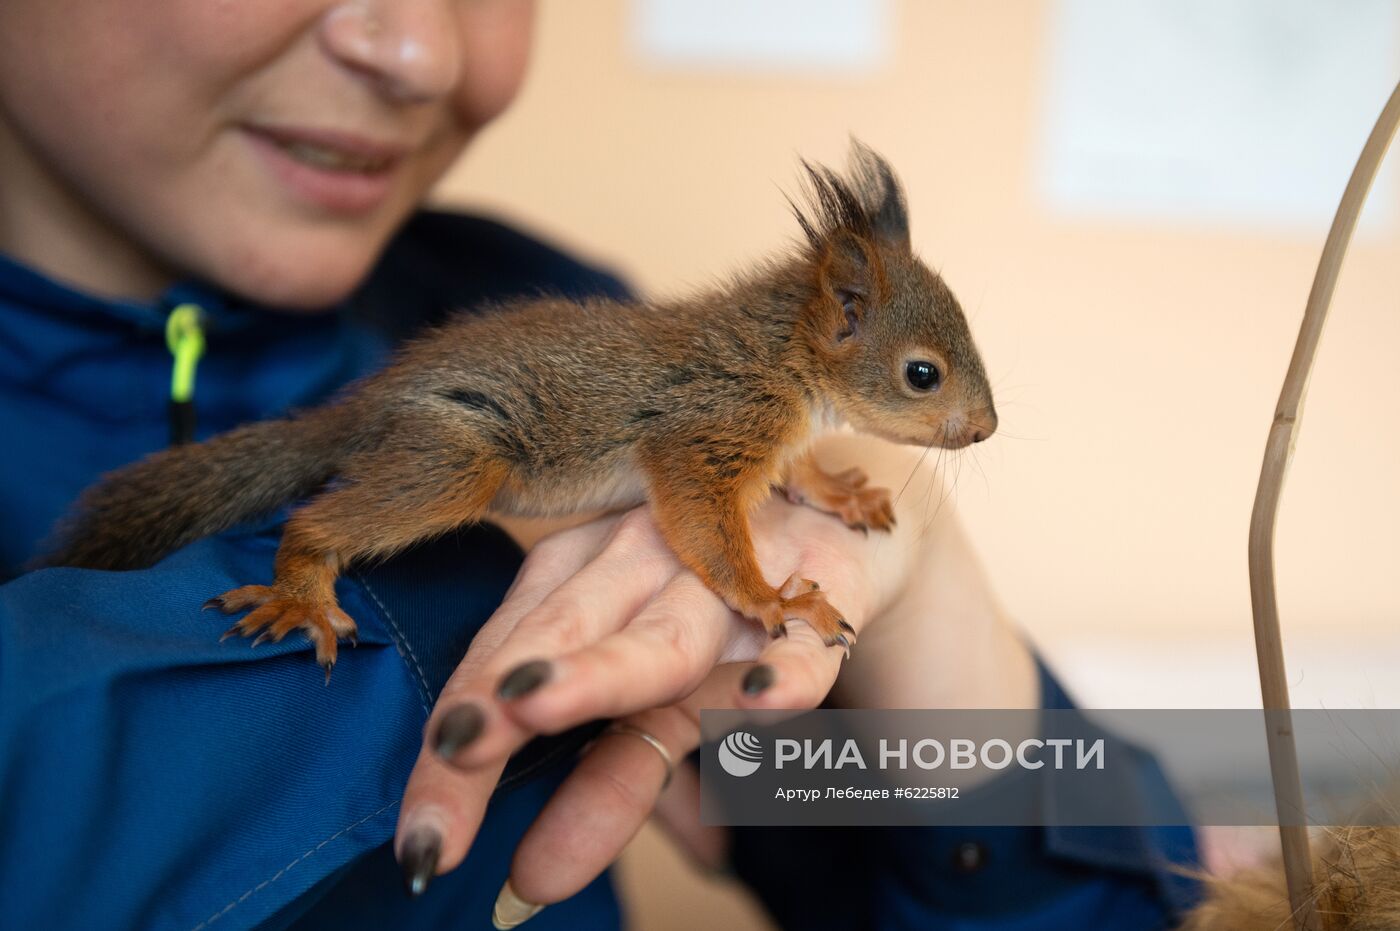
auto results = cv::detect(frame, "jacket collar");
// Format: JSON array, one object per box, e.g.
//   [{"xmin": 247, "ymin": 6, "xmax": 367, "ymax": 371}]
[{"xmin": 0, "ymin": 248, "xmax": 309, "ymax": 335}]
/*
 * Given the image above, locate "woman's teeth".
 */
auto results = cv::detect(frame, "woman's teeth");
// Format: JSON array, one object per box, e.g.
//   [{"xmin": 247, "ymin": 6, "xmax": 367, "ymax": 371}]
[{"xmin": 277, "ymin": 140, "xmax": 391, "ymax": 173}]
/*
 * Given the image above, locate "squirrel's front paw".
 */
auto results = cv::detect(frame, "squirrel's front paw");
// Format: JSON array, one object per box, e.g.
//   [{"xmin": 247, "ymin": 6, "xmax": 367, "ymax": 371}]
[
  {"xmin": 205, "ymin": 585, "xmax": 358, "ymax": 681},
  {"xmin": 785, "ymin": 466, "xmax": 897, "ymax": 535},
  {"xmin": 756, "ymin": 574, "xmax": 856, "ymax": 656}
]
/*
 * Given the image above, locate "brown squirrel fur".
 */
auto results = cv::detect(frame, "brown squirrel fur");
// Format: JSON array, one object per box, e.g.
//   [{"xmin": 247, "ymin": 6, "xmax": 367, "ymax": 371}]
[
  {"xmin": 1183, "ymin": 824, "xmax": 1400, "ymax": 930},
  {"xmin": 39, "ymin": 144, "xmax": 997, "ymax": 675}
]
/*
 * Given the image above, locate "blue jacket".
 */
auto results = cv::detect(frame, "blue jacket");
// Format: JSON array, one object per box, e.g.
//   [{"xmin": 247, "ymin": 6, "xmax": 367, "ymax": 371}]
[{"xmin": 0, "ymin": 213, "xmax": 1200, "ymax": 930}]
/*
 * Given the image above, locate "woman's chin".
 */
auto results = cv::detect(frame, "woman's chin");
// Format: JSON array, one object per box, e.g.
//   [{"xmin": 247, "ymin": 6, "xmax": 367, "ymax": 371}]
[
  {"xmin": 206, "ymin": 239, "xmax": 381, "ymax": 312},
  {"xmin": 244, "ymin": 275, "xmax": 362, "ymax": 312}
]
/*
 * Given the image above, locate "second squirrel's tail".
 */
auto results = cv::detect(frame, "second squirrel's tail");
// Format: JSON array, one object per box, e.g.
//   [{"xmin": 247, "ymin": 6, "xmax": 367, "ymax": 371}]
[{"xmin": 39, "ymin": 406, "xmax": 358, "ymax": 571}]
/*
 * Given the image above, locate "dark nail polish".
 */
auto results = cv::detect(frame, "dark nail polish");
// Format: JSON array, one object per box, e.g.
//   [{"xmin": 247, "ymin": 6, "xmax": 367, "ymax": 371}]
[
  {"xmin": 434, "ymin": 704, "xmax": 485, "ymax": 759},
  {"xmin": 743, "ymin": 664, "xmax": 775, "ymax": 696},
  {"xmin": 399, "ymin": 826, "xmax": 441, "ymax": 898},
  {"xmin": 497, "ymin": 660, "xmax": 551, "ymax": 700}
]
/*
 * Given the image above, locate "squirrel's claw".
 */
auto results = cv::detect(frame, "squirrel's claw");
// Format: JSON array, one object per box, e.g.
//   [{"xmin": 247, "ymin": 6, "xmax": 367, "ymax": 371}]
[{"xmin": 209, "ymin": 584, "xmax": 356, "ymax": 681}]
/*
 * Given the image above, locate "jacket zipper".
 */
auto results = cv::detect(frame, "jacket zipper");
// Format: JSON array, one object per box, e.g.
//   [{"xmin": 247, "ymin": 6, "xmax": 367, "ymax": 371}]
[{"xmin": 165, "ymin": 303, "xmax": 205, "ymax": 445}]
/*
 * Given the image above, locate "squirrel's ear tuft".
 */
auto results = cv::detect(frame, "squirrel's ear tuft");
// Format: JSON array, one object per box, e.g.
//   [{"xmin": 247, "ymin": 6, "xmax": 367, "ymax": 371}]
[
  {"xmin": 789, "ymin": 160, "xmax": 872, "ymax": 252},
  {"xmin": 848, "ymin": 139, "xmax": 910, "ymax": 251},
  {"xmin": 788, "ymin": 142, "xmax": 910, "ymax": 255}
]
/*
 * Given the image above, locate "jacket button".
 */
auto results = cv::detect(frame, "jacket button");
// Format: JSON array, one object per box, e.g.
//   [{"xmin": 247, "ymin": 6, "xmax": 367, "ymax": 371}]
[{"xmin": 952, "ymin": 841, "xmax": 987, "ymax": 873}]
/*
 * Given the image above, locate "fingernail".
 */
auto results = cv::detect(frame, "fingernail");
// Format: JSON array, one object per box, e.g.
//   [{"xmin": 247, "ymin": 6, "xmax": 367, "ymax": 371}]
[
  {"xmin": 434, "ymin": 704, "xmax": 485, "ymax": 760},
  {"xmin": 492, "ymin": 879, "xmax": 544, "ymax": 929},
  {"xmin": 742, "ymin": 664, "xmax": 775, "ymax": 696},
  {"xmin": 497, "ymin": 660, "xmax": 551, "ymax": 700},
  {"xmin": 398, "ymin": 826, "xmax": 440, "ymax": 898}
]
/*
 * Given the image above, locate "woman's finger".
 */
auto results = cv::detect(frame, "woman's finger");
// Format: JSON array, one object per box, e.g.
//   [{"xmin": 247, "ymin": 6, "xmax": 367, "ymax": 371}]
[
  {"xmin": 459, "ymin": 511, "xmax": 627, "ymax": 663},
  {"xmin": 392, "ymin": 544, "xmax": 602, "ymax": 889},
  {"xmin": 393, "ymin": 512, "xmax": 632, "ymax": 884},
  {"xmin": 733, "ymin": 613, "xmax": 846, "ymax": 710},
  {"xmin": 426, "ymin": 511, "xmax": 680, "ymax": 769},
  {"xmin": 495, "ymin": 572, "xmax": 738, "ymax": 736},
  {"xmin": 495, "ymin": 669, "xmax": 730, "ymax": 920},
  {"xmin": 395, "ymin": 749, "xmax": 509, "ymax": 893},
  {"xmin": 498, "ymin": 661, "xmax": 815, "ymax": 923},
  {"xmin": 500, "ymin": 705, "xmax": 695, "ymax": 916}
]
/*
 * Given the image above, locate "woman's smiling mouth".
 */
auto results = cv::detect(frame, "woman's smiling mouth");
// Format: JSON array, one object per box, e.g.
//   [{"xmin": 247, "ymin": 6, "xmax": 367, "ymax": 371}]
[{"xmin": 243, "ymin": 124, "xmax": 409, "ymax": 214}]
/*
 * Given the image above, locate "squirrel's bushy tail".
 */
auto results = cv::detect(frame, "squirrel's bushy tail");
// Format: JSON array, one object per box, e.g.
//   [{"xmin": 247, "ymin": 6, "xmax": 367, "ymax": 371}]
[{"xmin": 39, "ymin": 406, "xmax": 356, "ymax": 571}]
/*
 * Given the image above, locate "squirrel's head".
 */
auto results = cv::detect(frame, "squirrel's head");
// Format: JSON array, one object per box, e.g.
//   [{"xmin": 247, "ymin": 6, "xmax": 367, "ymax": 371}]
[{"xmin": 791, "ymin": 143, "xmax": 996, "ymax": 450}]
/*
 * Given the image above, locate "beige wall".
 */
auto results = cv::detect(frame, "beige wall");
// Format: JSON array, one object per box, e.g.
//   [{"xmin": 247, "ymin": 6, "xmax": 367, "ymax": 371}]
[
  {"xmin": 432, "ymin": 2, "xmax": 1398, "ymax": 926},
  {"xmin": 438, "ymin": 0, "xmax": 1399, "ymax": 659}
]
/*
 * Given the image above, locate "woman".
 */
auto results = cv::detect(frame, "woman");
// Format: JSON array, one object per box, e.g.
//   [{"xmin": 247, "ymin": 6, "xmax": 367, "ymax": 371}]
[{"xmin": 0, "ymin": 1, "xmax": 1198, "ymax": 928}]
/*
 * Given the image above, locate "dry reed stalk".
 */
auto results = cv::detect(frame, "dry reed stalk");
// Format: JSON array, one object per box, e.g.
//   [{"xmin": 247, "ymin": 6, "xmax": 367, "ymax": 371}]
[{"xmin": 1248, "ymin": 79, "xmax": 1400, "ymax": 931}]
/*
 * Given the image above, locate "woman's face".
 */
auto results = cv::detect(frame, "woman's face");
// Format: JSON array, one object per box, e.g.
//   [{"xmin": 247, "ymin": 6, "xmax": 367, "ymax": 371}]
[{"xmin": 0, "ymin": 0, "xmax": 534, "ymax": 308}]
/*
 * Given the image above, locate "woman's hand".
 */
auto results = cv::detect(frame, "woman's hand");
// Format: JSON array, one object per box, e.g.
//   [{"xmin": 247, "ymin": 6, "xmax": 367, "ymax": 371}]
[
  {"xmin": 478, "ymin": 436, "xmax": 1042, "ymax": 925},
  {"xmin": 393, "ymin": 434, "xmax": 923, "ymax": 897}
]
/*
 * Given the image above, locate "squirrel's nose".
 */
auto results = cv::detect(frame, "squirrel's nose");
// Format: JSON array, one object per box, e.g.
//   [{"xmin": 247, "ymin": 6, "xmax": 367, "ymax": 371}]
[{"xmin": 970, "ymin": 409, "xmax": 997, "ymax": 443}]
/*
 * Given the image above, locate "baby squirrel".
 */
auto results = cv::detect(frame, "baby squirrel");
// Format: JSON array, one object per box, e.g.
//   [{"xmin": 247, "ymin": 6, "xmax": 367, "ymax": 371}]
[{"xmin": 41, "ymin": 143, "xmax": 997, "ymax": 677}]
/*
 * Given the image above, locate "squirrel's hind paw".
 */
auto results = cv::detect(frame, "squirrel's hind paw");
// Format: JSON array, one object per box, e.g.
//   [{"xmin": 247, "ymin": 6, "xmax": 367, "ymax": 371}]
[
  {"xmin": 761, "ymin": 574, "xmax": 855, "ymax": 654},
  {"xmin": 834, "ymin": 482, "xmax": 896, "ymax": 535},
  {"xmin": 785, "ymin": 467, "xmax": 897, "ymax": 535},
  {"xmin": 208, "ymin": 585, "xmax": 357, "ymax": 677}
]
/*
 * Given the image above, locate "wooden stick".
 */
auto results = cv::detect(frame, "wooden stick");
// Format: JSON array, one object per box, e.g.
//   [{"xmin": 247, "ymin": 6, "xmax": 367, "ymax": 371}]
[{"xmin": 1248, "ymin": 79, "xmax": 1400, "ymax": 931}]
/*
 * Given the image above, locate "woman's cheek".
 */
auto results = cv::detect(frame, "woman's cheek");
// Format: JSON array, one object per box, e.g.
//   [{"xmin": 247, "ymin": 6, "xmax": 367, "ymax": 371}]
[{"xmin": 452, "ymin": 0, "xmax": 534, "ymax": 129}]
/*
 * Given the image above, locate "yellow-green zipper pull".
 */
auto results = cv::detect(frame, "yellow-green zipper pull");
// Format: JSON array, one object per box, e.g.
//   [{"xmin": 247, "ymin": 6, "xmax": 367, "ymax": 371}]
[{"xmin": 165, "ymin": 303, "xmax": 206, "ymax": 445}]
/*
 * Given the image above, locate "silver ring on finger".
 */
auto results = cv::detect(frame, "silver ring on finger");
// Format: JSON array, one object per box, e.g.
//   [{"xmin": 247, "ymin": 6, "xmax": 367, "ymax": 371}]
[{"xmin": 604, "ymin": 722, "xmax": 675, "ymax": 789}]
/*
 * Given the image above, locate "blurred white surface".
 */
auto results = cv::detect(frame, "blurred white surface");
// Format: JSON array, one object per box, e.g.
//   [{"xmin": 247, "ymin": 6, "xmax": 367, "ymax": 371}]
[
  {"xmin": 631, "ymin": 0, "xmax": 890, "ymax": 73},
  {"xmin": 1044, "ymin": 632, "xmax": 1400, "ymax": 708},
  {"xmin": 1041, "ymin": 0, "xmax": 1400, "ymax": 228}
]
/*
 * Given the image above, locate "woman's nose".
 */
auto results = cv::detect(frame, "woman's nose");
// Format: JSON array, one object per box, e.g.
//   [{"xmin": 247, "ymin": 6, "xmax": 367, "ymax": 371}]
[{"xmin": 318, "ymin": 0, "xmax": 462, "ymax": 104}]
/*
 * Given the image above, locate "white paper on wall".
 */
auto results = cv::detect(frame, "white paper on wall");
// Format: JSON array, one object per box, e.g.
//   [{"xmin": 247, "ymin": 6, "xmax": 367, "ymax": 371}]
[
  {"xmin": 631, "ymin": 0, "xmax": 891, "ymax": 74},
  {"xmin": 1040, "ymin": 0, "xmax": 1400, "ymax": 229}
]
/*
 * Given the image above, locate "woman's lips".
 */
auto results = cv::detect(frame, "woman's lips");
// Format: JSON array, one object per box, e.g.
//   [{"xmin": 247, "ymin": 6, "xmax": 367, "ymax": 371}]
[{"xmin": 242, "ymin": 125, "xmax": 407, "ymax": 215}]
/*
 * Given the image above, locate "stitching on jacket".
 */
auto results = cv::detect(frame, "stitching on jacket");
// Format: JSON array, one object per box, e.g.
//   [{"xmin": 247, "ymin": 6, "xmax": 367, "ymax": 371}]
[
  {"xmin": 188, "ymin": 799, "xmax": 399, "ymax": 931},
  {"xmin": 351, "ymin": 570, "xmax": 432, "ymax": 717}
]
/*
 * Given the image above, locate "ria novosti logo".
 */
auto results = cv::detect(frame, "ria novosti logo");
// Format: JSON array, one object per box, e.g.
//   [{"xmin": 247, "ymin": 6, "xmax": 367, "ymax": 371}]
[{"xmin": 718, "ymin": 731, "xmax": 764, "ymax": 777}]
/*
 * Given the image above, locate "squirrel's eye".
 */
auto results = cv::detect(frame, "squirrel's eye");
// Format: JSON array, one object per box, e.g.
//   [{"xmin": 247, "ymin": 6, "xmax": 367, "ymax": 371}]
[{"xmin": 905, "ymin": 360, "xmax": 941, "ymax": 391}]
